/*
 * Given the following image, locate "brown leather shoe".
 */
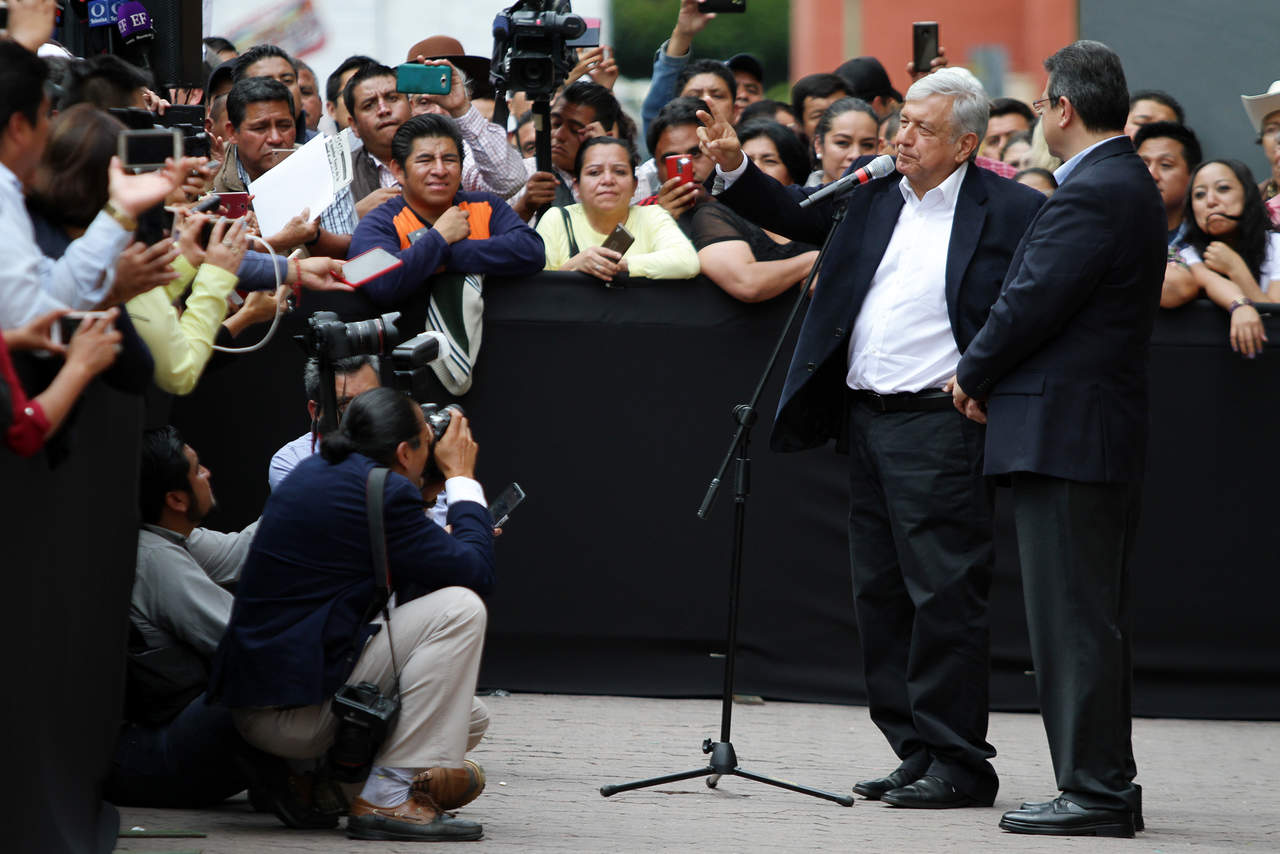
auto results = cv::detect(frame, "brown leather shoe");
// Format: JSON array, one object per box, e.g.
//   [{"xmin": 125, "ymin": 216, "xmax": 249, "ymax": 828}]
[
  {"xmin": 411, "ymin": 760, "xmax": 486, "ymax": 810},
  {"xmin": 346, "ymin": 795, "xmax": 483, "ymax": 841}
]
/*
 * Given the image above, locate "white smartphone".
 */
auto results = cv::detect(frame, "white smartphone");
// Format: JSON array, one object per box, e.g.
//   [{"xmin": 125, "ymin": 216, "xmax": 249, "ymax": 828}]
[{"xmin": 341, "ymin": 247, "xmax": 404, "ymax": 287}]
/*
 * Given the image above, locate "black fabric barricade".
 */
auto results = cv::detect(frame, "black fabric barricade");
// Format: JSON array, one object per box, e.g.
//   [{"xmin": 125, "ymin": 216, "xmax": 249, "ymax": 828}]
[
  {"xmin": 159, "ymin": 279, "xmax": 1280, "ymax": 720},
  {"xmin": 4, "ymin": 376, "xmax": 144, "ymax": 854}
]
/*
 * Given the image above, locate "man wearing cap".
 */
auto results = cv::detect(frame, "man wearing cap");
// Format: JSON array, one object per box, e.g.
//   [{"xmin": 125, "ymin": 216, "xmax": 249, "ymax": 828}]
[
  {"xmin": 727, "ymin": 54, "xmax": 765, "ymax": 112},
  {"xmin": 835, "ymin": 57, "xmax": 904, "ymax": 121},
  {"xmin": 1241, "ymin": 80, "xmax": 1280, "ymax": 202},
  {"xmin": 401, "ymin": 36, "xmax": 527, "ymax": 200}
]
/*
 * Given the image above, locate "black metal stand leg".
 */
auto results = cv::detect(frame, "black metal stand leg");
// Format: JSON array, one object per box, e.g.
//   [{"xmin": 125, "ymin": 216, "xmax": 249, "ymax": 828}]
[
  {"xmin": 600, "ymin": 767, "xmax": 715, "ymax": 798},
  {"xmin": 601, "ymin": 207, "xmax": 856, "ymax": 810}
]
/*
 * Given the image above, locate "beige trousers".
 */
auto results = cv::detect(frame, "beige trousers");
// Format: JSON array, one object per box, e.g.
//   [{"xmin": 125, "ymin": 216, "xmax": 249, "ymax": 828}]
[{"xmin": 234, "ymin": 586, "xmax": 489, "ymax": 769}]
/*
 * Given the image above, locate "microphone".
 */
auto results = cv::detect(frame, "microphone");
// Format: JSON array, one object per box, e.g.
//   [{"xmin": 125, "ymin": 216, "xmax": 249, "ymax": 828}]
[
  {"xmin": 799, "ymin": 154, "xmax": 896, "ymax": 208},
  {"xmin": 115, "ymin": 1, "xmax": 155, "ymax": 69}
]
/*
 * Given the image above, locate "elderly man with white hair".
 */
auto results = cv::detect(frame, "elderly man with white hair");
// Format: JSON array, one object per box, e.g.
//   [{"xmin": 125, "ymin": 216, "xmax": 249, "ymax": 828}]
[{"xmin": 698, "ymin": 66, "xmax": 1047, "ymax": 809}]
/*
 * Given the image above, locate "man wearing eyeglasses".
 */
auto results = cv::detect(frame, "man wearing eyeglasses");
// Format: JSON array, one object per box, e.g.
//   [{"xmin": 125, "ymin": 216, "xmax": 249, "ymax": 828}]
[{"xmin": 952, "ymin": 41, "xmax": 1166, "ymax": 839}]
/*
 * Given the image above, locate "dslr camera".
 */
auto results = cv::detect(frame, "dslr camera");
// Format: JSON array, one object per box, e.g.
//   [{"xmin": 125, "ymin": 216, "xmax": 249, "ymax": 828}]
[
  {"xmin": 302, "ymin": 311, "xmax": 448, "ymax": 433},
  {"xmin": 329, "ymin": 680, "xmax": 400, "ymax": 782}
]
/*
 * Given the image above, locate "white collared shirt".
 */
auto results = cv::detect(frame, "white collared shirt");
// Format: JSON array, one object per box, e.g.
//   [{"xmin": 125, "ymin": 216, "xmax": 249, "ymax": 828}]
[
  {"xmin": 846, "ymin": 162, "xmax": 969, "ymax": 394},
  {"xmin": 0, "ymin": 161, "xmax": 131, "ymax": 327},
  {"xmin": 1053, "ymin": 135, "xmax": 1127, "ymax": 185}
]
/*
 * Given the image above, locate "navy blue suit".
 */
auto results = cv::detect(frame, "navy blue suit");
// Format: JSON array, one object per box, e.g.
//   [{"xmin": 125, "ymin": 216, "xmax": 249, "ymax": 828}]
[
  {"xmin": 718, "ymin": 158, "xmax": 1043, "ymax": 801},
  {"xmin": 956, "ymin": 136, "xmax": 1166, "ymax": 813},
  {"xmin": 208, "ymin": 452, "xmax": 495, "ymax": 709}
]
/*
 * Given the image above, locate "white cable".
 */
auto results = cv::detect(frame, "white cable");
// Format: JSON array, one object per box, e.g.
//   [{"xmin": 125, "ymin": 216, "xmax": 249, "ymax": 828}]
[{"xmin": 211, "ymin": 233, "xmax": 289, "ymax": 354}]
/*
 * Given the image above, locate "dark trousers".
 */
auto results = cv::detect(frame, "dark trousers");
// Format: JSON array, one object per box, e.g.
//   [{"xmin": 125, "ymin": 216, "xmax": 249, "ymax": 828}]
[
  {"xmin": 1010, "ymin": 472, "xmax": 1141, "ymax": 812},
  {"xmin": 104, "ymin": 693, "xmax": 248, "ymax": 808},
  {"xmin": 846, "ymin": 400, "xmax": 998, "ymax": 801}
]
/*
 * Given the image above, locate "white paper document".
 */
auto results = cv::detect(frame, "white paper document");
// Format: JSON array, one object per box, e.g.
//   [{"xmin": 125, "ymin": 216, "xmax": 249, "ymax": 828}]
[{"xmin": 249, "ymin": 132, "xmax": 354, "ymax": 237}]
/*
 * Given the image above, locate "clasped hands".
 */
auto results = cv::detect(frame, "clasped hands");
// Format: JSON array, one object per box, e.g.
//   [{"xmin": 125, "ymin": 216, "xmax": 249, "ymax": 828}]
[{"xmin": 944, "ymin": 375, "xmax": 987, "ymax": 424}]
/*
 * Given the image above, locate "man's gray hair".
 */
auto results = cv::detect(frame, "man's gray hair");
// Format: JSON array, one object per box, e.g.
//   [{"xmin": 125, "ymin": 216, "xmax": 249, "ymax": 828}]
[{"xmin": 904, "ymin": 67, "xmax": 990, "ymax": 144}]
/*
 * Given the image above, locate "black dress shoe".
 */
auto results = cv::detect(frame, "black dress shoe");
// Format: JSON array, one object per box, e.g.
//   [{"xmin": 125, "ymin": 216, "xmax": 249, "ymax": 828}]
[
  {"xmin": 851, "ymin": 768, "xmax": 920, "ymax": 800},
  {"xmin": 1000, "ymin": 797, "xmax": 1134, "ymax": 838},
  {"xmin": 881, "ymin": 775, "xmax": 993, "ymax": 809},
  {"xmin": 1020, "ymin": 790, "xmax": 1144, "ymax": 831}
]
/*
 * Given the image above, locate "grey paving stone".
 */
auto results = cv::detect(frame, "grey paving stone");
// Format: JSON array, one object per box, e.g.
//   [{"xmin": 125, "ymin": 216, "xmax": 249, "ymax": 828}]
[{"xmin": 114, "ymin": 693, "xmax": 1280, "ymax": 853}]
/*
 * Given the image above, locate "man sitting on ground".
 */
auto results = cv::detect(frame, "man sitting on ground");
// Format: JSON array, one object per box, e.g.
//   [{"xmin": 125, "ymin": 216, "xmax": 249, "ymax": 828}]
[{"xmin": 105, "ymin": 428, "xmax": 259, "ymax": 811}]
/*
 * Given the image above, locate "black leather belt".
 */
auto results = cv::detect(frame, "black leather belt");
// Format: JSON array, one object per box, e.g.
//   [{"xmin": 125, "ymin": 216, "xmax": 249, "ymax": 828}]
[{"xmin": 850, "ymin": 389, "xmax": 954, "ymax": 412}]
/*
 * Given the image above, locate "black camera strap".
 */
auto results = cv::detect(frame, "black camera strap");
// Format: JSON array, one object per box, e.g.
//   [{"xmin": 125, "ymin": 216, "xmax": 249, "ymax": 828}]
[{"xmin": 364, "ymin": 466, "xmax": 402, "ymax": 696}]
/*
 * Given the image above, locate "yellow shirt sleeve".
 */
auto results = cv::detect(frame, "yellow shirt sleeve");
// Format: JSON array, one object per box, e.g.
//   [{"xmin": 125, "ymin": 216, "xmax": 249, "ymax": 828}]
[
  {"xmin": 127, "ymin": 263, "xmax": 239, "ymax": 395},
  {"xmin": 623, "ymin": 206, "xmax": 701, "ymax": 280},
  {"xmin": 534, "ymin": 206, "xmax": 574, "ymax": 271}
]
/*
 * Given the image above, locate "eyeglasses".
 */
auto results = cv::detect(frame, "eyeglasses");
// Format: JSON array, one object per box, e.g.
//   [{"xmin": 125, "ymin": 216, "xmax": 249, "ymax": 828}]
[
  {"xmin": 1031, "ymin": 97, "xmax": 1056, "ymax": 116},
  {"xmin": 1257, "ymin": 126, "xmax": 1280, "ymax": 145}
]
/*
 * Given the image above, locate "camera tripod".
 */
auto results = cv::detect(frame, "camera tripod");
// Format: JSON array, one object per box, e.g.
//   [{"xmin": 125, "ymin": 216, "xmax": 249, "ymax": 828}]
[{"xmin": 599, "ymin": 203, "xmax": 856, "ymax": 809}]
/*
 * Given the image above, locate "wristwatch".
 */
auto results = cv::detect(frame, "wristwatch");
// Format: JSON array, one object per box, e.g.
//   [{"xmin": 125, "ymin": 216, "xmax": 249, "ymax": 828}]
[
  {"xmin": 1229, "ymin": 296, "xmax": 1254, "ymax": 313},
  {"xmin": 102, "ymin": 199, "xmax": 138, "ymax": 232}
]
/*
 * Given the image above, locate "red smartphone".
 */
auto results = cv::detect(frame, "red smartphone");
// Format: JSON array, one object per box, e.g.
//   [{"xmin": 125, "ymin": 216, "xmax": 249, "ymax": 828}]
[
  {"xmin": 664, "ymin": 154, "xmax": 695, "ymax": 185},
  {"xmin": 219, "ymin": 191, "xmax": 250, "ymax": 219},
  {"xmin": 341, "ymin": 247, "xmax": 403, "ymax": 286}
]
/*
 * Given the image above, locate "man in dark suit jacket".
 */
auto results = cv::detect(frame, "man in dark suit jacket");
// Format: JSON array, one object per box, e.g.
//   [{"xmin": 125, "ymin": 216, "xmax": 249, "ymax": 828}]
[
  {"xmin": 953, "ymin": 41, "xmax": 1166, "ymax": 838},
  {"xmin": 701, "ymin": 68, "xmax": 1045, "ymax": 809},
  {"xmin": 208, "ymin": 388, "xmax": 494, "ymax": 842}
]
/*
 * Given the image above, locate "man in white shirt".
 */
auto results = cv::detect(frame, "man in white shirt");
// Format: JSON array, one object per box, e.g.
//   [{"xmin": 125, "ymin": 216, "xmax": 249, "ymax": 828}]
[
  {"xmin": 0, "ymin": 39, "xmax": 195, "ymax": 327},
  {"xmin": 702, "ymin": 68, "xmax": 1045, "ymax": 809}
]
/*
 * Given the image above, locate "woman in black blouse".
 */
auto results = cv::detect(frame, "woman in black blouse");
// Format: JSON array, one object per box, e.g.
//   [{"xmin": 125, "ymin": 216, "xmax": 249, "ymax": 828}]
[{"xmin": 691, "ymin": 120, "xmax": 818, "ymax": 302}]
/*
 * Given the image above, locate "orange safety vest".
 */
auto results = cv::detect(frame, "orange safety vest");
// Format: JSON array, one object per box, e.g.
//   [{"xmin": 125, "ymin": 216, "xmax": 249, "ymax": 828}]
[{"xmin": 391, "ymin": 200, "xmax": 493, "ymax": 250}]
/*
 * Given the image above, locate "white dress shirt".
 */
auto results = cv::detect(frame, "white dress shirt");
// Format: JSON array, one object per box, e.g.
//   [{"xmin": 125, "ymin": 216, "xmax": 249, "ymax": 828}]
[
  {"xmin": 0, "ymin": 161, "xmax": 131, "ymax": 327},
  {"xmin": 846, "ymin": 162, "xmax": 969, "ymax": 394}
]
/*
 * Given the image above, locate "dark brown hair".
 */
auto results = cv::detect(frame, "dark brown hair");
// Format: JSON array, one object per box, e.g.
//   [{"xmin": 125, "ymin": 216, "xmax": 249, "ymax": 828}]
[{"xmin": 27, "ymin": 104, "xmax": 125, "ymax": 229}]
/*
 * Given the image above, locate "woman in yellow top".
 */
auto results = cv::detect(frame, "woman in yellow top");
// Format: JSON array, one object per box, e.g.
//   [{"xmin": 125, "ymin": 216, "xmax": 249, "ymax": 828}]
[
  {"xmin": 26, "ymin": 104, "xmax": 277, "ymax": 395},
  {"xmin": 536, "ymin": 137, "xmax": 700, "ymax": 283},
  {"xmin": 127, "ymin": 212, "xmax": 254, "ymax": 394}
]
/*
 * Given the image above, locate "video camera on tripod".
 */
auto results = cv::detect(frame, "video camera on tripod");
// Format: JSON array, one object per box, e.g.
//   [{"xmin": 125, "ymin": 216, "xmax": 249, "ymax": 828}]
[{"xmin": 490, "ymin": 0, "xmax": 585, "ymax": 171}]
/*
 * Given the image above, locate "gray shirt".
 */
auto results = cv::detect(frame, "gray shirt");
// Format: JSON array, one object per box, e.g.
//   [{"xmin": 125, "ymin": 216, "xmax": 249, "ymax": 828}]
[{"xmin": 131, "ymin": 521, "xmax": 259, "ymax": 657}]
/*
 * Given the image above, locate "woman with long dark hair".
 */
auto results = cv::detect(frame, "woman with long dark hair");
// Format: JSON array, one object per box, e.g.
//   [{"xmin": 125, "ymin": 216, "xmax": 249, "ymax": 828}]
[{"xmin": 1177, "ymin": 159, "xmax": 1280, "ymax": 357}]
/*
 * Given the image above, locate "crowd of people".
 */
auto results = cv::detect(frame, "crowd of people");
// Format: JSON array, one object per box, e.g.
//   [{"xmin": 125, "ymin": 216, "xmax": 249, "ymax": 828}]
[{"xmin": 2, "ymin": 0, "xmax": 1274, "ymax": 845}]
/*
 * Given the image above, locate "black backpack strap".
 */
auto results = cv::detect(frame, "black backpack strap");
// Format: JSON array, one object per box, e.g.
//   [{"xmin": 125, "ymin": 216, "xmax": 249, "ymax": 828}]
[{"xmin": 363, "ymin": 467, "xmax": 400, "ymax": 692}]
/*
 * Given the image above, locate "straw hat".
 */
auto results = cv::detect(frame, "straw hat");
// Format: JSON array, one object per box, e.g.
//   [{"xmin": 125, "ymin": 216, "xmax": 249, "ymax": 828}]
[{"xmin": 1241, "ymin": 80, "xmax": 1280, "ymax": 134}]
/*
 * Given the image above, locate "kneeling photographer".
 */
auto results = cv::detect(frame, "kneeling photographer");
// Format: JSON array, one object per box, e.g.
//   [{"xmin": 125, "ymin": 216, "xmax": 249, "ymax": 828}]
[{"xmin": 208, "ymin": 386, "xmax": 494, "ymax": 843}]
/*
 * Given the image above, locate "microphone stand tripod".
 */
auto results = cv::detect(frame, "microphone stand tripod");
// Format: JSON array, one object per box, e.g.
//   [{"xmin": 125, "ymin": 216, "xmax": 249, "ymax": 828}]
[{"xmin": 600, "ymin": 192, "xmax": 856, "ymax": 808}]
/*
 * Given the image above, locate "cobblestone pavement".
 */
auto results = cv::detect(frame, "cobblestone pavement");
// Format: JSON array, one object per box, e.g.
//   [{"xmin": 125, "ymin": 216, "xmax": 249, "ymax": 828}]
[{"xmin": 115, "ymin": 693, "xmax": 1280, "ymax": 853}]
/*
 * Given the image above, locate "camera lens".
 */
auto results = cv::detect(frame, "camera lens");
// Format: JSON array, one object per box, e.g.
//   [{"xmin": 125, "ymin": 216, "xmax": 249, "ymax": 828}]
[{"xmin": 344, "ymin": 318, "xmax": 385, "ymax": 356}]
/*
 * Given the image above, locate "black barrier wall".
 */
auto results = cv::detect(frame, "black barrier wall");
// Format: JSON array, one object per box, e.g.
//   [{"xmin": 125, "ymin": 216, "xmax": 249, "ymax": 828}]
[
  {"xmin": 10, "ymin": 276, "xmax": 1278, "ymax": 851},
  {"xmin": 4, "ymin": 381, "xmax": 144, "ymax": 854},
  {"xmin": 158, "ymin": 276, "xmax": 1280, "ymax": 721}
]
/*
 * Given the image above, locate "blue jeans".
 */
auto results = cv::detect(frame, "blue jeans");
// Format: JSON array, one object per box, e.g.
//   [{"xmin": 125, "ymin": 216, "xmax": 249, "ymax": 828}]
[{"xmin": 104, "ymin": 693, "xmax": 248, "ymax": 808}]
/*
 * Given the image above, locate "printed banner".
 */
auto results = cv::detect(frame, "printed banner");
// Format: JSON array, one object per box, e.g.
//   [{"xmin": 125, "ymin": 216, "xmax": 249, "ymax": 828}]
[{"xmin": 221, "ymin": 0, "xmax": 326, "ymax": 58}]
